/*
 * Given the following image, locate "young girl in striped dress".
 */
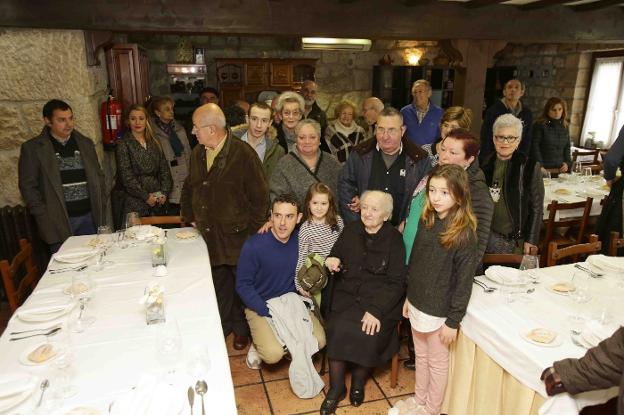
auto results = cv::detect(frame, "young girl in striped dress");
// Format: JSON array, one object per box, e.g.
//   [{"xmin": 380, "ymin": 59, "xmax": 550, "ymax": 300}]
[
  {"xmin": 403, "ymin": 164, "xmax": 478, "ymax": 415},
  {"xmin": 295, "ymin": 183, "xmax": 344, "ymax": 296}
]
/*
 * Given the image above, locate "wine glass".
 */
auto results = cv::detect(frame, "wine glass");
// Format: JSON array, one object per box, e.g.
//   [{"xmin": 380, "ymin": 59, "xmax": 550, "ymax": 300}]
[
  {"xmin": 519, "ymin": 254, "xmax": 540, "ymax": 284},
  {"xmin": 70, "ymin": 273, "xmax": 95, "ymax": 333},
  {"xmin": 156, "ymin": 318, "xmax": 182, "ymax": 381},
  {"xmin": 124, "ymin": 212, "xmax": 141, "ymax": 231},
  {"xmin": 96, "ymin": 225, "xmax": 114, "ymax": 268},
  {"xmin": 52, "ymin": 328, "xmax": 77, "ymax": 400},
  {"xmin": 568, "ymin": 271, "xmax": 591, "ymax": 335}
]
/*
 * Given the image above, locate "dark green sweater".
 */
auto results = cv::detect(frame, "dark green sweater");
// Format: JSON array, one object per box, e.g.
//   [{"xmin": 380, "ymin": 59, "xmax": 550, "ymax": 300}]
[{"xmin": 406, "ymin": 217, "xmax": 477, "ymax": 329}]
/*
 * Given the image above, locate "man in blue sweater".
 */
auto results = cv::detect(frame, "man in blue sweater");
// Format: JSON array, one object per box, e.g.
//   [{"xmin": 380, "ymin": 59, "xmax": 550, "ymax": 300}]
[
  {"xmin": 236, "ymin": 193, "xmax": 326, "ymax": 369},
  {"xmin": 400, "ymin": 79, "xmax": 444, "ymax": 146}
]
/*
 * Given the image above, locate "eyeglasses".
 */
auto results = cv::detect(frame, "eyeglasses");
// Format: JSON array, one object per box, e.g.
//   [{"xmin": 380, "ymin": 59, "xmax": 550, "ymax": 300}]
[
  {"xmin": 494, "ymin": 135, "xmax": 519, "ymax": 143},
  {"xmin": 376, "ymin": 127, "xmax": 401, "ymax": 136},
  {"xmin": 282, "ymin": 110, "xmax": 301, "ymax": 118}
]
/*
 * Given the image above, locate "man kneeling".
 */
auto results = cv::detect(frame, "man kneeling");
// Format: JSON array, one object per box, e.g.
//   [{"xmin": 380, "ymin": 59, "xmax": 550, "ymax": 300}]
[{"xmin": 236, "ymin": 193, "xmax": 325, "ymax": 398}]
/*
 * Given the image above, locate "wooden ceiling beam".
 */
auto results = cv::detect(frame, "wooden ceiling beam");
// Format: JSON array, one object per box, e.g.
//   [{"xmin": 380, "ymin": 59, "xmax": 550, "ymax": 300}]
[
  {"xmin": 570, "ymin": 0, "xmax": 624, "ymax": 11},
  {"xmin": 519, "ymin": 0, "xmax": 571, "ymax": 10},
  {"xmin": 465, "ymin": 0, "xmax": 509, "ymax": 8}
]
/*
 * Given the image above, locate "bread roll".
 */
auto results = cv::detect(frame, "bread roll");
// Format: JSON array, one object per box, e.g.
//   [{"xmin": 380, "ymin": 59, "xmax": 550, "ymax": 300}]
[{"xmin": 28, "ymin": 343, "xmax": 57, "ymax": 363}]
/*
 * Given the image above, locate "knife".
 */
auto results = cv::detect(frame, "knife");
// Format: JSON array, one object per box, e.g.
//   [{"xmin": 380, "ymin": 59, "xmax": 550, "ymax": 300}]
[{"xmin": 187, "ymin": 386, "xmax": 195, "ymax": 415}]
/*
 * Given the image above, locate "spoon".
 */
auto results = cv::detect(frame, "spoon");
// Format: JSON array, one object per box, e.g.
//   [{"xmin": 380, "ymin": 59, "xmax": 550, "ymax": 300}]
[
  {"xmin": 473, "ymin": 279, "xmax": 496, "ymax": 293},
  {"xmin": 37, "ymin": 379, "xmax": 49, "ymax": 407},
  {"xmin": 187, "ymin": 386, "xmax": 194, "ymax": 415},
  {"xmin": 195, "ymin": 380, "xmax": 207, "ymax": 415},
  {"xmin": 10, "ymin": 327, "xmax": 62, "ymax": 341}
]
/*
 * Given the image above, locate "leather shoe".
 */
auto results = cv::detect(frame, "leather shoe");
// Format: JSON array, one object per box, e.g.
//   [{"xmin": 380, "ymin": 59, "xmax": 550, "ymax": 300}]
[
  {"xmin": 233, "ymin": 335, "xmax": 249, "ymax": 350},
  {"xmin": 349, "ymin": 388, "xmax": 364, "ymax": 406},
  {"xmin": 320, "ymin": 389, "xmax": 346, "ymax": 414},
  {"xmin": 403, "ymin": 358, "xmax": 415, "ymax": 370}
]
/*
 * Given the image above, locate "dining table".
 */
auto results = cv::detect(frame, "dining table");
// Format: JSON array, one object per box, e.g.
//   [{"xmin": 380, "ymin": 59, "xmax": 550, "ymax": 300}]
[
  {"xmin": 442, "ymin": 260, "xmax": 623, "ymax": 415},
  {"xmin": 543, "ymin": 174, "xmax": 610, "ymax": 220},
  {"xmin": 0, "ymin": 227, "xmax": 237, "ymax": 414}
]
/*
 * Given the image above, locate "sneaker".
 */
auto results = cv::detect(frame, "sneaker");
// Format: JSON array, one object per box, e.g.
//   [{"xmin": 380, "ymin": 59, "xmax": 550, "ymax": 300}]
[{"xmin": 246, "ymin": 344, "xmax": 262, "ymax": 369}]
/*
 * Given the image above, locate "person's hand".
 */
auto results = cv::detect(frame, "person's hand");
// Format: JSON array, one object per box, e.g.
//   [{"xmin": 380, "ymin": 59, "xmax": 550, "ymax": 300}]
[
  {"xmin": 348, "ymin": 196, "xmax": 360, "ymax": 213},
  {"xmin": 191, "ymin": 221, "xmax": 197, "ymax": 228},
  {"xmin": 146, "ymin": 193, "xmax": 158, "ymax": 207},
  {"xmin": 608, "ymin": 179, "xmax": 613, "ymax": 188},
  {"xmin": 524, "ymin": 242, "xmax": 537, "ymax": 255},
  {"xmin": 541, "ymin": 167, "xmax": 548, "ymax": 175},
  {"xmin": 541, "ymin": 367, "xmax": 566, "ymax": 396},
  {"xmin": 157, "ymin": 194, "xmax": 167, "ymax": 205},
  {"xmin": 397, "ymin": 220, "xmax": 405, "ymax": 234},
  {"xmin": 402, "ymin": 299, "xmax": 409, "ymax": 319},
  {"xmin": 559, "ymin": 163, "xmax": 569, "ymax": 173},
  {"xmin": 257, "ymin": 220, "xmax": 272, "ymax": 234},
  {"xmin": 325, "ymin": 257, "xmax": 341, "ymax": 273},
  {"xmin": 298, "ymin": 288, "xmax": 311, "ymax": 298},
  {"xmin": 439, "ymin": 324, "xmax": 457, "ymax": 346},
  {"xmin": 361, "ymin": 312, "xmax": 380, "ymax": 335}
]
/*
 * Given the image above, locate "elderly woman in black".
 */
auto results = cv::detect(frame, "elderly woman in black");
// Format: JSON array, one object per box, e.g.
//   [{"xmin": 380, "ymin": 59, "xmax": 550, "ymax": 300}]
[
  {"xmin": 481, "ymin": 113, "xmax": 544, "ymax": 254},
  {"xmin": 320, "ymin": 190, "xmax": 405, "ymax": 414}
]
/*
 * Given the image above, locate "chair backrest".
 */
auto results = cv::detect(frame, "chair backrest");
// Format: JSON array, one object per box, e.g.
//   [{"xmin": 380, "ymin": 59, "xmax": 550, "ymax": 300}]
[
  {"xmin": 482, "ymin": 246, "xmax": 538, "ymax": 268},
  {"xmin": 609, "ymin": 231, "xmax": 624, "ymax": 256},
  {"xmin": 140, "ymin": 216, "xmax": 186, "ymax": 227},
  {"xmin": 546, "ymin": 234, "xmax": 602, "ymax": 266},
  {"xmin": 542, "ymin": 198, "xmax": 593, "ymax": 252},
  {"xmin": 0, "ymin": 239, "xmax": 39, "ymax": 313},
  {"xmin": 572, "ymin": 149, "xmax": 600, "ymax": 164}
]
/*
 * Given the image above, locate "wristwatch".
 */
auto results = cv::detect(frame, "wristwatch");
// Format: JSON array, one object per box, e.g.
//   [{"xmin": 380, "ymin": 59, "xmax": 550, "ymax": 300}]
[{"xmin": 540, "ymin": 367, "xmax": 567, "ymax": 396}]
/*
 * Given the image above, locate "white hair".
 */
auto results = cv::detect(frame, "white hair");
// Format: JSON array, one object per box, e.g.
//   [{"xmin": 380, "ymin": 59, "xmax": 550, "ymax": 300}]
[
  {"xmin": 492, "ymin": 113, "xmax": 523, "ymax": 139},
  {"xmin": 276, "ymin": 91, "xmax": 305, "ymax": 113},
  {"xmin": 360, "ymin": 190, "xmax": 393, "ymax": 219}
]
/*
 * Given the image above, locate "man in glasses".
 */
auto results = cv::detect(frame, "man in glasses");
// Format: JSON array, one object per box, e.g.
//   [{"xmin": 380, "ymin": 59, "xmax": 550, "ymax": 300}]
[
  {"xmin": 338, "ymin": 107, "xmax": 430, "ymax": 226},
  {"xmin": 181, "ymin": 103, "xmax": 270, "ymax": 351},
  {"xmin": 480, "ymin": 78, "xmax": 533, "ymax": 163}
]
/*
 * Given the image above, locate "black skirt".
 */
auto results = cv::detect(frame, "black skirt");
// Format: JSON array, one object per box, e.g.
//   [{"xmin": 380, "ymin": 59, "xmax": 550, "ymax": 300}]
[{"xmin": 325, "ymin": 306, "xmax": 399, "ymax": 368}]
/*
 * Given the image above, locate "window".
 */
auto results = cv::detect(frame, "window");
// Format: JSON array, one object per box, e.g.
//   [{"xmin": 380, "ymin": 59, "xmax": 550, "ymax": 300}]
[{"xmin": 581, "ymin": 55, "xmax": 624, "ymax": 148}]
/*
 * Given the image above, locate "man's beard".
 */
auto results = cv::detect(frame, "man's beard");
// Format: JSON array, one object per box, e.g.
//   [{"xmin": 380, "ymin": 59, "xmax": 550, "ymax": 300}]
[{"xmin": 304, "ymin": 99, "xmax": 315, "ymax": 107}]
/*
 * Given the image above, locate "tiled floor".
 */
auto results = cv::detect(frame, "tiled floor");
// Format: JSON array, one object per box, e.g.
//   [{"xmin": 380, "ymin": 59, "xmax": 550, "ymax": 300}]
[{"xmin": 226, "ymin": 334, "xmax": 415, "ymax": 415}]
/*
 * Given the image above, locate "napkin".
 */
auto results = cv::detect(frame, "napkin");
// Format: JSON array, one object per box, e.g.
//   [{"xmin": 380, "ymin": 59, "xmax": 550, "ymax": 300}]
[
  {"xmin": 53, "ymin": 247, "xmax": 98, "ymax": 264},
  {"xmin": 539, "ymin": 394, "xmax": 579, "ymax": 415},
  {"xmin": 0, "ymin": 373, "xmax": 35, "ymax": 399},
  {"xmin": 580, "ymin": 320, "xmax": 618, "ymax": 348},
  {"xmin": 128, "ymin": 225, "xmax": 162, "ymax": 241},
  {"xmin": 484, "ymin": 266, "xmax": 526, "ymax": 285},
  {"xmin": 17, "ymin": 301, "xmax": 72, "ymax": 319},
  {"xmin": 587, "ymin": 255, "xmax": 624, "ymax": 273},
  {"xmin": 110, "ymin": 375, "xmax": 185, "ymax": 415}
]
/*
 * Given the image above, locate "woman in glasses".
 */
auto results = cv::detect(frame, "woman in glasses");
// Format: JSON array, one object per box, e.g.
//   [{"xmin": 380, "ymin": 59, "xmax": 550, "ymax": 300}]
[{"xmin": 481, "ymin": 114, "xmax": 544, "ymax": 255}]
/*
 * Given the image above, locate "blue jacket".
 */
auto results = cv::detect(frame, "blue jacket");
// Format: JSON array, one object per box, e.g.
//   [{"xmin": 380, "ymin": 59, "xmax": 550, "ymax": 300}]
[
  {"xmin": 400, "ymin": 102, "xmax": 443, "ymax": 146},
  {"xmin": 338, "ymin": 136, "xmax": 431, "ymax": 223}
]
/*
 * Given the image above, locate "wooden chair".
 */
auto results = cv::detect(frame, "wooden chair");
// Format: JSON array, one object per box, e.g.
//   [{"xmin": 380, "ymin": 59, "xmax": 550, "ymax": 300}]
[
  {"xmin": 0, "ymin": 239, "xmax": 39, "ymax": 313},
  {"xmin": 572, "ymin": 149, "xmax": 602, "ymax": 173},
  {"xmin": 546, "ymin": 234, "xmax": 601, "ymax": 266},
  {"xmin": 608, "ymin": 231, "xmax": 624, "ymax": 256},
  {"xmin": 140, "ymin": 216, "xmax": 186, "ymax": 227},
  {"xmin": 541, "ymin": 198, "xmax": 593, "ymax": 258},
  {"xmin": 482, "ymin": 246, "xmax": 538, "ymax": 269}
]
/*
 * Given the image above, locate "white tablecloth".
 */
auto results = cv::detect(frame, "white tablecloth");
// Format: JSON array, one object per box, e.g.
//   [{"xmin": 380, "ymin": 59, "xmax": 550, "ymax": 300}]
[
  {"xmin": 463, "ymin": 264, "xmax": 622, "ymax": 415},
  {"xmin": 543, "ymin": 176, "xmax": 610, "ymax": 220},
  {"xmin": 0, "ymin": 230, "xmax": 236, "ymax": 414}
]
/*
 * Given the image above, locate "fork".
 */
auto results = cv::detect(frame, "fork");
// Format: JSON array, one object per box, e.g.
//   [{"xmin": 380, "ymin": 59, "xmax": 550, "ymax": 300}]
[
  {"xmin": 574, "ymin": 264, "xmax": 604, "ymax": 278},
  {"xmin": 473, "ymin": 279, "xmax": 496, "ymax": 293},
  {"xmin": 49, "ymin": 265, "xmax": 87, "ymax": 274}
]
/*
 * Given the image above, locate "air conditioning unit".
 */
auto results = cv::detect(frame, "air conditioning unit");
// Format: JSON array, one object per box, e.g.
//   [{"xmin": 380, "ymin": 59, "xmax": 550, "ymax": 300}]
[{"xmin": 301, "ymin": 37, "xmax": 372, "ymax": 52}]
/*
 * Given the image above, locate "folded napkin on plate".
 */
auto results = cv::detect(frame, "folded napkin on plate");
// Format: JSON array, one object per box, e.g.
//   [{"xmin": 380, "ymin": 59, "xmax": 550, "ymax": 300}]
[
  {"xmin": 0, "ymin": 373, "xmax": 36, "ymax": 399},
  {"xmin": 587, "ymin": 255, "xmax": 624, "ymax": 274},
  {"xmin": 110, "ymin": 375, "xmax": 185, "ymax": 415},
  {"xmin": 484, "ymin": 266, "xmax": 526, "ymax": 285},
  {"xmin": 581, "ymin": 320, "xmax": 618, "ymax": 348},
  {"xmin": 53, "ymin": 247, "xmax": 98, "ymax": 263},
  {"xmin": 17, "ymin": 301, "xmax": 72, "ymax": 318}
]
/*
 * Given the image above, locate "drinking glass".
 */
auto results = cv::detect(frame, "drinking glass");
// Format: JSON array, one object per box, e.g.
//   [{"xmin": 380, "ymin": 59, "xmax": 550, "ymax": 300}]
[
  {"xmin": 542, "ymin": 170, "xmax": 551, "ymax": 180},
  {"xmin": 568, "ymin": 271, "xmax": 591, "ymax": 334},
  {"xmin": 519, "ymin": 254, "xmax": 540, "ymax": 283},
  {"xmin": 581, "ymin": 166, "xmax": 592, "ymax": 183},
  {"xmin": 124, "ymin": 212, "xmax": 141, "ymax": 230},
  {"xmin": 572, "ymin": 161, "xmax": 583, "ymax": 179},
  {"xmin": 70, "ymin": 273, "xmax": 95, "ymax": 332},
  {"xmin": 155, "ymin": 318, "xmax": 182, "ymax": 379},
  {"xmin": 52, "ymin": 328, "xmax": 77, "ymax": 399},
  {"xmin": 96, "ymin": 225, "xmax": 114, "ymax": 268}
]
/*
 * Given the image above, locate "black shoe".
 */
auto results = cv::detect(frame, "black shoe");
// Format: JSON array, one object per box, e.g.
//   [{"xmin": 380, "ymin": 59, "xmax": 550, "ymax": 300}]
[
  {"xmin": 320, "ymin": 389, "xmax": 346, "ymax": 415},
  {"xmin": 403, "ymin": 358, "xmax": 415, "ymax": 370},
  {"xmin": 349, "ymin": 388, "xmax": 365, "ymax": 406}
]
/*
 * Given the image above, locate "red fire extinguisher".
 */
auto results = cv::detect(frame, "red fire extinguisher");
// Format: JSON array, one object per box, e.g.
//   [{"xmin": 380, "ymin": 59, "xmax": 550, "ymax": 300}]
[{"xmin": 100, "ymin": 95, "xmax": 122, "ymax": 151}]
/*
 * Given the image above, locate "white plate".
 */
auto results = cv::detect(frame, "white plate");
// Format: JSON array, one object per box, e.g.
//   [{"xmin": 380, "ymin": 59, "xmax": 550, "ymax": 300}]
[
  {"xmin": 19, "ymin": 342, "xmax": 60, "ymax": 366},
  {"xmin": 175, "ymin": 230, "xmax": 198, "ymax": 241},
  {"xmin": 17, "ymin": 302, "xmax": 75, "ymax": 323},
  {"xmin": 520, "ymin": 329, "xmax": 563, "ymax": 348},
  {"xmin": 53, "ymin": 248, "xmax": 98, "ymax": 264},
  {"xmin": 484, "ymin": 266, "xmax": 531, "ymax": 286},
  {"xmin": 0, "ymin": 373, "xmax": 38, "ymax": 412},
  {"xmin": 545, "ymin": 282, "xmax": 575, "ymax": 296}
]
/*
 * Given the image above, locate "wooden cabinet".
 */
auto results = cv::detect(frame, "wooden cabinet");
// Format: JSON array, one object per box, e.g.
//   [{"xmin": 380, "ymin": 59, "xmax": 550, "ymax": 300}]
[
  {"xmin": 372, "ymin": 65, "xmax": 459, "ymax": 110},
  {"xmin": 105, "ymin": 43, "xmax": 151, "ymax": 116},
  {"xmin": 216, "ymin": 58, "xmax": 316, "ymax": 106}
]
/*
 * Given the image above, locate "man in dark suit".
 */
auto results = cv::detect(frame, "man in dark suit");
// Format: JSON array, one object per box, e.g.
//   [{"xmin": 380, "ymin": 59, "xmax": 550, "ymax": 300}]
[{"xmin": 18, "ymin": 99, "xmax": 106, "ymax": 253}]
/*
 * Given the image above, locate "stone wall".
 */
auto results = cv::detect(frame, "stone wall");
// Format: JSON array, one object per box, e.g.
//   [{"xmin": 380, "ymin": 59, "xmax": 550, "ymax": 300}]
[
  {"xmin": 494, "ymin": 43, "xmax": 624, "ymax": 143},
  {"xmin": 0, "ymin": 28, "xmax": 109, "ymax": 207},
  {"xmin": 127, "ymin": 34, "xmax": 441, "ymax": 119}
]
